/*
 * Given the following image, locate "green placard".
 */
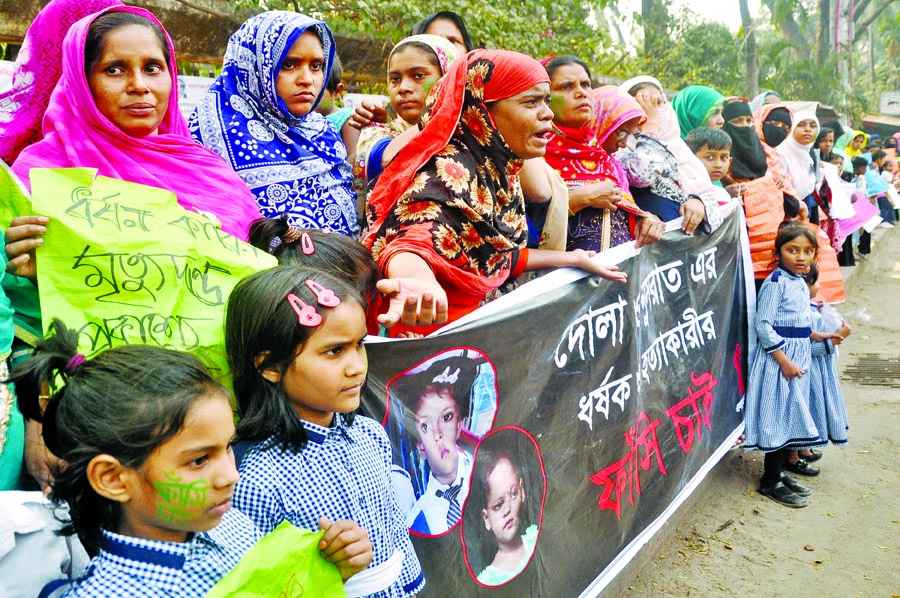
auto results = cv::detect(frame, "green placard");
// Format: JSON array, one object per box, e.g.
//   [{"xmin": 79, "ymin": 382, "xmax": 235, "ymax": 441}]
[
  {"xmin": 30, "ymin": 168, "xmax": 275, "ymax": 378},
  {"xmin": 0, "ymin": 162, "xmax": 32, "ymax": 228}
]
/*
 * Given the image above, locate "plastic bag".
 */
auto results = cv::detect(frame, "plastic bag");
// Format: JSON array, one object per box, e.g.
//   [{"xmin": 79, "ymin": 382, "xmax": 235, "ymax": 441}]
[{"xmin": 206, "ymin": 521, "xmax": 347, "ymax": 598}]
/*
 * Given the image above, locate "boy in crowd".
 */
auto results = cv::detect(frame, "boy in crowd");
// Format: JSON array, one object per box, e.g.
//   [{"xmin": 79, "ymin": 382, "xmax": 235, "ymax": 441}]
[
  {"xmin": 685, "ymin": 127, "xmax": 733, "ymax": 188},
  {"xmin": 315, "ymin": 55, "xmax": 359, "ymax": 165}
]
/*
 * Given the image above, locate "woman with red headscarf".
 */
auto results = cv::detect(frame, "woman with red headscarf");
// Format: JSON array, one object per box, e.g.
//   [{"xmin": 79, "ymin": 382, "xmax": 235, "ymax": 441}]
[
  {"xmin": 364, "ymin": 50, "xmax": 627, "ymax": 335},
  {"xmin": 543, "ymin": 79, "xmax": 665, "ymax": 252}
]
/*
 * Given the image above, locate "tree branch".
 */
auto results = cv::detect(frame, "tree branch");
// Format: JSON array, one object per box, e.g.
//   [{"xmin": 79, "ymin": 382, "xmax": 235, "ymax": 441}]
[
  {"xmin": 853, "ymin": 0, "xmax": 892, "ymax": 43},
  {"xmin": 171, "ymin": 0, "xmax": 243, "ymax": 26},
  {"xmin": 852, "ymin": 0, "xmax": 873, "ymax": 20}
]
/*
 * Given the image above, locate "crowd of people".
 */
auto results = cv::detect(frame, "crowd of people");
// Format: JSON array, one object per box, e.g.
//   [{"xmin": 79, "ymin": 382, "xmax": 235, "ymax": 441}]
[{"xmin": 0, "ymin": 1, "xmax": 895, "ymax": 595}]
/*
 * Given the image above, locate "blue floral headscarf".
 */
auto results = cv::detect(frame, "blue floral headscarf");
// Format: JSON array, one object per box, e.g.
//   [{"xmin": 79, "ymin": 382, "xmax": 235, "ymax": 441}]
[{"xmin": 190, "ymin": 11, "xmax": 358, "ymax": 235}]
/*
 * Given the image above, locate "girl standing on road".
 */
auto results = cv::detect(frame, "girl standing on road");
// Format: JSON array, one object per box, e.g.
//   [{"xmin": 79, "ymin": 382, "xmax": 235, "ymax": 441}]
[{"xmin": 742, "ymin": 225, "xmax": 843, "ymax": 508}]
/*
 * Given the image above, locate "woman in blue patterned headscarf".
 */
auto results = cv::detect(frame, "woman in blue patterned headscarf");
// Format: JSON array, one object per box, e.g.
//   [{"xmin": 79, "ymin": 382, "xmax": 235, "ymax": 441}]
[{"xmin": 190, "ymin": 11, "xmax": 358, "ymax": 236}]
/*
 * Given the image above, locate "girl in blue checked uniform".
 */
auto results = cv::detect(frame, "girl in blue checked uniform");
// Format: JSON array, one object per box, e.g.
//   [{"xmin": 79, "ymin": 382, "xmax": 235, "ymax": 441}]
[
  {"xmin": 10, "ymin": 321, "xmax": 256, "ymax": 597},
  {"xmin": 11, "ymin": 320, "xmax": 371, "ymax": 597},
  {"xmin": 226, "ymin": 266, "xmax": 425, "ymax": 597},
  {"xmin": 804, "ymin": 264, "xmax": 851, "ymax": 449},
  {"xmin": 742, "ymin": 225, "xmax": 843, "ymax": 509}
]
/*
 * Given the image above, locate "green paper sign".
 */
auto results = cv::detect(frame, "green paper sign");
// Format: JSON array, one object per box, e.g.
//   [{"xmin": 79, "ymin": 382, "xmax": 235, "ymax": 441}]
[
  {"xmin": 30, "ymin": 168, "xmax": 275, "ymax": 377},
  {"xmin": 0, "ymin": 162, "xmax": 32, "ymax": 229},
  {"xmin": 206, "ymin": 521, "xmax": 347, "ymax": 598}
]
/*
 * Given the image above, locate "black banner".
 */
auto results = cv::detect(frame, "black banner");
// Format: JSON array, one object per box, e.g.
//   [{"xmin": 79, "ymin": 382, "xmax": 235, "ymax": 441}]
[{"xmin": 361, "ymin": 208, "xmax": 749, "ymax": 596}]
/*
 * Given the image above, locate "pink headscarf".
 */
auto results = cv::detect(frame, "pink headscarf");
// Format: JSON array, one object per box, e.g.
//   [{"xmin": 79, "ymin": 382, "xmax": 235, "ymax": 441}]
[
  {"xmin": 592, "ymin": 85, "xmax": 647, "ymax": 147},
  {"xmin": 0, "ymin": 0, "xmax": 123, "ymax": 165},
  {"xmin": 11, "ymin": 5, "xmax": 260, "ymax": 240}
]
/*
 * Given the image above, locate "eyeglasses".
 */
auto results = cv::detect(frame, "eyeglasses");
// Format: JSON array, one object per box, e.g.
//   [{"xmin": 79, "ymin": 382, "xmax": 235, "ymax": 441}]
[{"xmin": 616, "ymin": 125, "xmax": 642, "ymax": 141}]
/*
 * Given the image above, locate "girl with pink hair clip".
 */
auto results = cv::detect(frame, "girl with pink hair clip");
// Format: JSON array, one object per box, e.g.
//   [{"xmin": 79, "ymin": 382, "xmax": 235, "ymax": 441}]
[{"xmin": 225, "ymin": 266, "xmax": 424, "ymax": 597}]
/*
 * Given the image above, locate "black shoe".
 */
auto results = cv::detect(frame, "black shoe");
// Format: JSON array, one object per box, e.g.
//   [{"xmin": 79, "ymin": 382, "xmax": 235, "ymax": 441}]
[
  {"xmin": 801, "ymin": 449, "xmax": 823, "ymax": 463},
  {"xmin": 784, "ymin": 458, "xmax": 821, "ymax": 477},
  {"xmin": 780, "ymin": 473, "xmax": 811, "ymax": 497},
  {"xmin": 758, "ymin": 481, "xmax": 808, "ymax": 508}
]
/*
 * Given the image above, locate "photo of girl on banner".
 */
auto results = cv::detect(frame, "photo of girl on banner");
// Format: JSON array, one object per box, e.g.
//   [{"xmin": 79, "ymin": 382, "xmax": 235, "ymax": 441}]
[
  {"xmin": 386, "ymin": 348, "xmax": 498, "ymax": 536},
  {"xmin": 462, "ymin": 427, "xmax": 546, "ymax": 588}
]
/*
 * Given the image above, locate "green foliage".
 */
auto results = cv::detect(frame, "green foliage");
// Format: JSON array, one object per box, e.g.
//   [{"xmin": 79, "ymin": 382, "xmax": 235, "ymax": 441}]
[
  {"xmin": 640, "ymin": 21, "xmax": 745, "ymax": 95},
  {"xmin": 230, "ymin": 0, "xmax": 615, "ymax": 67},
  {"xmin": 878, "ymin": 5, "xmax": 900, "ymax": 61},
  {"xmin": 219, "ymin": 0, "xmax": 896, "ymax": 121}
]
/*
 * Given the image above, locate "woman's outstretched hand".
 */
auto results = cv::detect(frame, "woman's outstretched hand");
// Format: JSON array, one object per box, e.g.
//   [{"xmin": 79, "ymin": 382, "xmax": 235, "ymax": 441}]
[
  {"xmin": 5, "ymin": 215, "xmax": 48, "ymax": 283},
  {"xmin": 376, "ymin": 277, "xmax": 449, "ymax": 329}
]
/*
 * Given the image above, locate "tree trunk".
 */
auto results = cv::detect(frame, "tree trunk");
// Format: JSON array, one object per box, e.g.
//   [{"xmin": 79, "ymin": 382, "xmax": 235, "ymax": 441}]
[
  {"xmin": 762, "ymin": 0, "xmax": 811, "ymax": 61},
  {"xmin": 642, "ymin": 0, "xmax": 669, "ymax": 72},
  {"xmin": 642, "ymin": 0, "xmax": 654, "ymax": 64},
  {"xmin": 817, "ymin": 0, "xmax": 831, "ymax": 68},
  {"xmin": 852, "ymin": 0, "xmax": 893, "ymax": 44},
  {"xmin": 739, "ymin": 0, "xmax": 758, "ymax": 97}
]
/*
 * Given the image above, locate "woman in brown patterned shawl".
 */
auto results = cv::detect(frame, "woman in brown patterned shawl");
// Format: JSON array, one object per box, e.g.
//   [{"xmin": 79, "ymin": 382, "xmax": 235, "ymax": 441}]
[{"xmin": 364, "ymin": 50, "xmax": 626, "ymax": 335}]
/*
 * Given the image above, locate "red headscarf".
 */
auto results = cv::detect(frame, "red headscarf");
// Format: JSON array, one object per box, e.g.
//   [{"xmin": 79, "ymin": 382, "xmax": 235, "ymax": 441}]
[
  {"xmin": 364, "ymin": 50, "xmax": 549, "ymax": 329},
  {"xmin": 545, "ymin": 86, "xmax": 648, "ymax": 220},
  {"xmin": 546, "ymin": 85, "xmax": 647, "ymax": 188}
]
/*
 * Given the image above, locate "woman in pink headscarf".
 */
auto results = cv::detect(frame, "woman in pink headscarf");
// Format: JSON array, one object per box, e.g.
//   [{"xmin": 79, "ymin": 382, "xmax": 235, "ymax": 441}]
[
  {"xmin": 7, "ymin": 4, "xmax": 260, "ymax": 265},
  {"xmin": 0, "ymin": 0, "xmax": 124, "ymax": 165}
]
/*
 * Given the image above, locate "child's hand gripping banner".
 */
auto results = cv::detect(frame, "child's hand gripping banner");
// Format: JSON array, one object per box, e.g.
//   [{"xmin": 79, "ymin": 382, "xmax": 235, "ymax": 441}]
[
  {"xmin": 206, "ymin": 521, "xmax": 347, "ymax": 597},
  {"xmin": 29, "ymin": 168, "xmax": 275, "ymax": 374}
]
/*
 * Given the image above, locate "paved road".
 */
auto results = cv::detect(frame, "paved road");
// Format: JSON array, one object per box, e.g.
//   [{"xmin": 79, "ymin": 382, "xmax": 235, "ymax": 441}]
[{"xmin": 623, "ymin": 226, "xmax": 900, "ymax": 597}]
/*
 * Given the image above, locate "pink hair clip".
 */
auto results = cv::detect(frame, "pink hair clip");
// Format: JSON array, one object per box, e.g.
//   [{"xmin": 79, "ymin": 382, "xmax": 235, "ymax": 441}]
[
  {"xmin": 306, "ymin": 280, "xmax": 340, "ymax": 307},
  {"xmin": 286, "ymin": 293, "xmax": 322, "ymax": 327},
  {"xmin": 301, "ymin": 232, "xmax": 315, "ymax": 255}
]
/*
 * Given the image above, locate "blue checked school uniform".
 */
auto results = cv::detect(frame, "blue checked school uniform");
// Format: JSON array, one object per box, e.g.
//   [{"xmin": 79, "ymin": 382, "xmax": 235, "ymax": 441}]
[
  {"xmin": 45, "ymin": 509, "xmax": 259, "ymax": 598},
  {"xmin": 805, "ymin": 303, "xmax": 849, "ymax": 445},
  {"xmin": 233, "ymin": 415, "xmax": 424, "ymax": 597},
  {"xmin": 742, "ymin": 267, "xmax": 824, "ymax": 452}
]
